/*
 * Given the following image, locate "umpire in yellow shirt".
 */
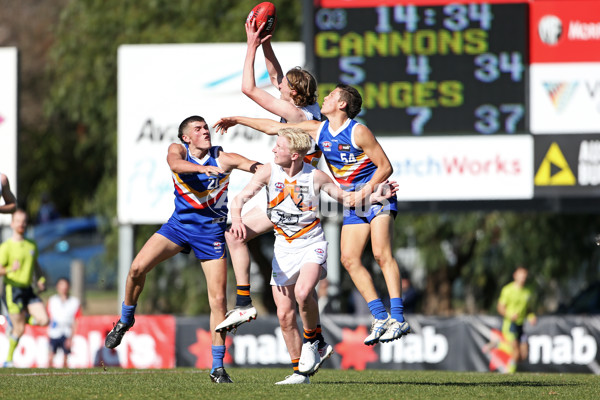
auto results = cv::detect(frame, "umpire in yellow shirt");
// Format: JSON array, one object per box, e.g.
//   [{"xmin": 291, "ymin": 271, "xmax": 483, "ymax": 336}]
[
  {"xmin": 0, "ymin": 209, "xmax": 49, "ymax": 367},
  {"xmin": 497, "ymin": 266, "xmax": 537, "ymax": 373}
]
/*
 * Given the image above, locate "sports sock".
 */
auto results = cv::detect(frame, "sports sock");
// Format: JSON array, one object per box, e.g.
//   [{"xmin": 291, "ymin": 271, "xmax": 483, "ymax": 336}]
[
  {"xmin": 390, "ymin": 297, "xmax": 405, "ymax": 322},
  {"xmin": 6, "ymin": 335, "xmax": 19, "ymax": 362},
  {"xmin": 316, "ymin": 325, "xmax": 325, "ymax": 349},
  {"xmin": 367, "ymin": 298, "xmax": 389, "ymax": 320},
  {"xmin": 120, "ymin": 302, "xmax": 137, "ymax": 325},
  {"xmin": 292, "ymin": 357, "xmax": 308, "ymax": 376},
  {"xmin": 235, "ymin": 284, "xmax": 252, "ymax": 307},
  {"xmin": 211, "ymin": 345, "xmax": 226, "ymax": 373},
  {"xmin": 303, "ymin": 328, "xmax": 317, "ymax": 344}
]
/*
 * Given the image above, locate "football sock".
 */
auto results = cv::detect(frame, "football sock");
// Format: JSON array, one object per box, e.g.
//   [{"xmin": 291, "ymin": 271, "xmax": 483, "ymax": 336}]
[
  {"xmin": 390, "ymin": 297, "xmax": 405, "ymax": 322},
  {"xmin": 316, "ymin": 325, "xmax": 325, "ymax": 349},
  {"xmin": 6, "ymin": 335, "xmax": 19, "ymax": 362},
  {"xmin": 120, "ymin": 302, "xmax": 137, "ymax": 325},
  {"xmin": 292, "ymin": 357, "xmax": 308, "ymax": 376},
  {"xmin": 303, "ymin": 328, "xmax": 317, "ymax": 344},
  {"xmin": 235, "ymin": 284, "xmax": 252, "ymax": 307},
  {"xmin": 211, "ymin": 345, "xmax": 226, "ymax": 372},
  {"xmin": 367, "ymin": 298, "xmax": 389, "ymax": 320}
]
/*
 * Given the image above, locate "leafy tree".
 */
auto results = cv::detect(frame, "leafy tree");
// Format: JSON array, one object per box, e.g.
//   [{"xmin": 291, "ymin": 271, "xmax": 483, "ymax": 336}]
[{"xmin": 394, "ymin": 211, "xmax": 600, "ymax": 316}]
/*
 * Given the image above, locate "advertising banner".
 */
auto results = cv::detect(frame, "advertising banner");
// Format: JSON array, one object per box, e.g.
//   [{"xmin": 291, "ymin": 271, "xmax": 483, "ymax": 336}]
[
  {"xmin": 0, "ymin": 47, "xmax": 18, "ymax": 227},
  {"xmin": 0, "ymin": 315, "xmax": 175, "ymax": 368},
  {"xmin": 117, "ymin": 43, "xmax": 305, "ymax": 224},
  {"xmin": 377, "ymin": 135, "xmax": 533, "ymax": 201},
  {"xmin": 533, "ymin": 134, "xmax": 600, "ymax": 197},
  {"xmin": 176, "ymin": 314, "xmax": 600, "ymax": 374},
  {"xmin": 530, "ymin": 1, "xmax": 600, "ymax": 133},
  {"xmin": 530, "ymin": 63, "xmax": 600, "ymax": 134},
  {"xmin": 531, "ymin": 0, "xmax": 600, "ymax": 64}
]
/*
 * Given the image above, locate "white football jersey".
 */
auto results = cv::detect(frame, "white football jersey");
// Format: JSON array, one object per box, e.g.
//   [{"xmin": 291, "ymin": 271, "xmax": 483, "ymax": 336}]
[{"xmin": 266, "ymin": 162, "xmax": 325, "ymax": 248}]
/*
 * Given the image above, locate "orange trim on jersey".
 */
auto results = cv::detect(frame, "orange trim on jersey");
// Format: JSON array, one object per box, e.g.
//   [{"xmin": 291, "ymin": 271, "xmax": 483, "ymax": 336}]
[
  {"xmin": 330, "ymin": 160, "xmax": 371, "ymax": 187},
  {"xmin": 303, "ymin": 151, "xmax": 322, "ymax": 168},
  {"xmin": 175, "ymin": 181, "xmax": 229, "ymax": 210},
  {"xmin": 173, "ymin": 173, "xmax": 229, "ymax": 200},
  {"xmin": 268, "ymin": 179, "xmax": 315, "ymax": 212},
  {"xmin": 273, "ymin": 218, "xmax": 321, "ymax": 243}
]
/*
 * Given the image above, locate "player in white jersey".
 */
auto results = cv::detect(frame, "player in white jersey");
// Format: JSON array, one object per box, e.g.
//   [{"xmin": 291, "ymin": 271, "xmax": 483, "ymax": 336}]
[
  {"xmin": 215, "ymin": 19, "xmax": 324, "ymax": 334},
  {"xmin": 229, "ymin": 128, "xmax": 397, "ymax": 384},
  {"xmin": 0, "ymin": 173, "xmax": 17, "ymax": 214},
  {"xmin": 47, "ymin": 277, "xmax": 81, "ymax": 368}
]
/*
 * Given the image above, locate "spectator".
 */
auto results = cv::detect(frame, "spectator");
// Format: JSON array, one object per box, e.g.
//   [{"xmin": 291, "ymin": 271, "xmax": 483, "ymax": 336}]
[{"xmin": 47, "ymin": 277, "xmax": 81, "ymax": 368}]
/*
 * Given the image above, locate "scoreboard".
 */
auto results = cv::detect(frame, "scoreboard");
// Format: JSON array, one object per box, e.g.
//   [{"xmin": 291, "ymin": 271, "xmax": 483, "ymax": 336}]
[{"xmin": 313, "ymin": 1, "xmax": 528, "ymax": 135}]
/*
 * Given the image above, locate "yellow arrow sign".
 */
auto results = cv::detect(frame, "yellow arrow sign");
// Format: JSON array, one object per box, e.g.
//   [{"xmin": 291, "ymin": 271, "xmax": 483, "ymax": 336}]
[{"xmin": 534, "ymin": 142, "xmax": 576, "ymax": 186}]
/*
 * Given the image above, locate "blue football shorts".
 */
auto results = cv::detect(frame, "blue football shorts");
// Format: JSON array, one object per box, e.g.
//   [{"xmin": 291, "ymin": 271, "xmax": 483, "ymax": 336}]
[
  {"xmin": 343, "ymin": 195, "xmax": 398, "ymax": 225},
  {"xmin": 157, "ymin": 216, "xmax": 226, "ymax": 260}
]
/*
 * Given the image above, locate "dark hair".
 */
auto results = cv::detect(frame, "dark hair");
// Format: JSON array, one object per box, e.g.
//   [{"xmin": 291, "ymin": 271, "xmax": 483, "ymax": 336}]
[
  {"xmin": 178, "ymin": 116, "xmax": 205, "ymax": 143},
  {"xmin": 286, "ymin": 67, "xmax": 318, "ymax": 107},
  {"xmin": 336, "ymin": 84, "xmax": 362, "ymax": 119}
]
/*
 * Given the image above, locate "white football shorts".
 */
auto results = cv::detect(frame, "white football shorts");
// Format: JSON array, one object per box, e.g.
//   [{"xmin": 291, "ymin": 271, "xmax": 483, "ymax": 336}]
[{"xmin": 271, "ymin": 240, "xmax": 328, "ymax": 286}]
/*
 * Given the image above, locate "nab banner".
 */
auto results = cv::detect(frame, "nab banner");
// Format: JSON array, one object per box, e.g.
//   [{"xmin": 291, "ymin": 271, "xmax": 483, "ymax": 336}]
[
  {"xmin": 533, "ymin": 134, "xmax": 600, "ymax": 197},
  {"xmin": 175, "ymin": 315, "xmax": 600, "ymax": 374}
]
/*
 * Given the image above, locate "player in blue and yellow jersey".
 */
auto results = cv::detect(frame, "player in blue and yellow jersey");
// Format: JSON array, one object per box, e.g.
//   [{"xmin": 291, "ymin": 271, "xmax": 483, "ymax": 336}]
[
  {"xmin": 214, "ymin": 84, "xmax": 411, "ymax": 346},
  {"xmin": 0, "ymin": 209, "xmax": 49, "ymax": 367},
  {"xmin": 104, "ymin": 116, "xmax": 261, "ymax": 383}
]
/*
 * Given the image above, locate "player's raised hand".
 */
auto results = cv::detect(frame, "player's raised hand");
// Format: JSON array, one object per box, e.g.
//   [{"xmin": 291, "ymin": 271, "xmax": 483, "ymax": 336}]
[
  {"xmin": 246, "ymin": 19, "xmax": 272, "ymax": 47},
  {"xmin": 213, "ymin": 118, "xmax": 239, "ymax": 135}
]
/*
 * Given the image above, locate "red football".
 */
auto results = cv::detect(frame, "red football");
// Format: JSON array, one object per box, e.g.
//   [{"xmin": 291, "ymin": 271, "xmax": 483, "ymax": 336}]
[{"xmin": 246, "ymin": 2, "xmax": 277, "ymax": 37}]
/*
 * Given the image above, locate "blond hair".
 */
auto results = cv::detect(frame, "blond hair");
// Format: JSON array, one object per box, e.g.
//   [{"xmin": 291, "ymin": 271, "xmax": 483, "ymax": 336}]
[{"xmin": 278, "ymin": 128, "xmax": 312, "ymax": 157}]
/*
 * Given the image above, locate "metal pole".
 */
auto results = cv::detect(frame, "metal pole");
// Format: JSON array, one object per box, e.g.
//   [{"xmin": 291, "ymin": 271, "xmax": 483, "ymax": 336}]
[{"xmin": 118, "ymin": 224, "xmax": 134, "ymax": 312}]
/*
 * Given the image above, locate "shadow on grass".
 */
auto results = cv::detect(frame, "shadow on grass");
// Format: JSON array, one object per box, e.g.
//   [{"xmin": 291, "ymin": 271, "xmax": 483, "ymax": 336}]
[{"xmin": 314, "ymin": 381, "xmax": 580, "ymax": 387}]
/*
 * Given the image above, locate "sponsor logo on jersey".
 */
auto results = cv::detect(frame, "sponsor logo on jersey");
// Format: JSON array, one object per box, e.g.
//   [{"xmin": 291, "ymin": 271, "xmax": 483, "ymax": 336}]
[
  {"xmin": 294, "ymin": 185, "xmax": 309, "ymax": 194},
  {"xmin": 213, "ymin": 241, "xmax": 223, "ymax": 250},
  {"xmin": 338, "ymin": 144, "xmax": 351, "ymax": 151},
  {"xmin": 275, "ymin": 182, "xmax": 285, "ymax": 191},
  {"xmin": 322, "ymin": 141, "xmax": 332, "ymax": 151},
  {"xmin": 315, "ymin": 248, "xmax": 324, "ymax": 255}
]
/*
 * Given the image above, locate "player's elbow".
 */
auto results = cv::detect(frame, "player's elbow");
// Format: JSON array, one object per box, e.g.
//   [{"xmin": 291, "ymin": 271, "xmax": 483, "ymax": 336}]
[{"xmin": 380, "ymin": 163, "xmax": 393, "ymax": 180}]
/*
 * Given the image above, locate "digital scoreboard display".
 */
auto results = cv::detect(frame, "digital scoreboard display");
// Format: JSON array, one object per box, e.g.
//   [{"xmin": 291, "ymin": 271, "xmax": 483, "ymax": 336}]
[{"xmin": 313, "ymin": 2, "xmax": 528, "ymax": 135}]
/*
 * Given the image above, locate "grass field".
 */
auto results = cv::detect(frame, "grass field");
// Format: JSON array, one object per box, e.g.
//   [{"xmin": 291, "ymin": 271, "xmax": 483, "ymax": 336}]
[{"xmin": 0, "ymin": 368, "xmax": 598, "ymax": 400}]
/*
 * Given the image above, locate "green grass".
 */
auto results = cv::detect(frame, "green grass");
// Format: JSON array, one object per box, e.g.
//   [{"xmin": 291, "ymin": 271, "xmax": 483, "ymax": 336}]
[{"xmin": 0, "ymin": 368, "xmax": 598, "ymax": 400}]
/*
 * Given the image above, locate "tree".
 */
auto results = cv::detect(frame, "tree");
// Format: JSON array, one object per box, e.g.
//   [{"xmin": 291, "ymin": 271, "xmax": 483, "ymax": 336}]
[{"xmin": 394, "ymin": 211, "xmax": 600, "ymax": 316}]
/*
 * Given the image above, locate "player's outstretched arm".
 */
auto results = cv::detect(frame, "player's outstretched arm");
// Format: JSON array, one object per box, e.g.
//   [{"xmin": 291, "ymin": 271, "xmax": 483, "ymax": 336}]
[
  {"xmin": 0, "ymin": 173, "xmax": 16, "ymax": 214},
  {"xmin": 229, "ymin": 164, "xmax": 271, "ymax": 240},
  {"xmin": 218, "ymin": 151, "xmax": 262, "ymax": 174},
  {"xmin": 213, "ymin": 116, "xmax": 283, "ymax": 135},
  {"xmin": 213, "ymin": 117, "xmax": 320, "ymax": 139},
  {"xmin": 166, "ymin": 143, "xmax": 224, "ymax": 176}
]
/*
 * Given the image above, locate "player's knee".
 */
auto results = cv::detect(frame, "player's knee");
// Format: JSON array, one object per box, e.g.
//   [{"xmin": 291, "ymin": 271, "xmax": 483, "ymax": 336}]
[
  {"xmin": 276, "ymin": 307, "xmax": 295, "ymax": 328},
  {"xmin": 295, "ymin": 288, "xmax": 311, "ymax": 307},
  {"xmin": 209, "ymin": 292, "xmax": 227, "ymax": 311},
  {"xmin": 340, "ymin": 253, "xmax": 360, "ymax": 271},
  {"xmin": 129, "ymin": 260, "xmax": 146, "ymax": 279},
  {"xmin": 372, "ymin": 250, "xmax": 393, "ymax": 267}
]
